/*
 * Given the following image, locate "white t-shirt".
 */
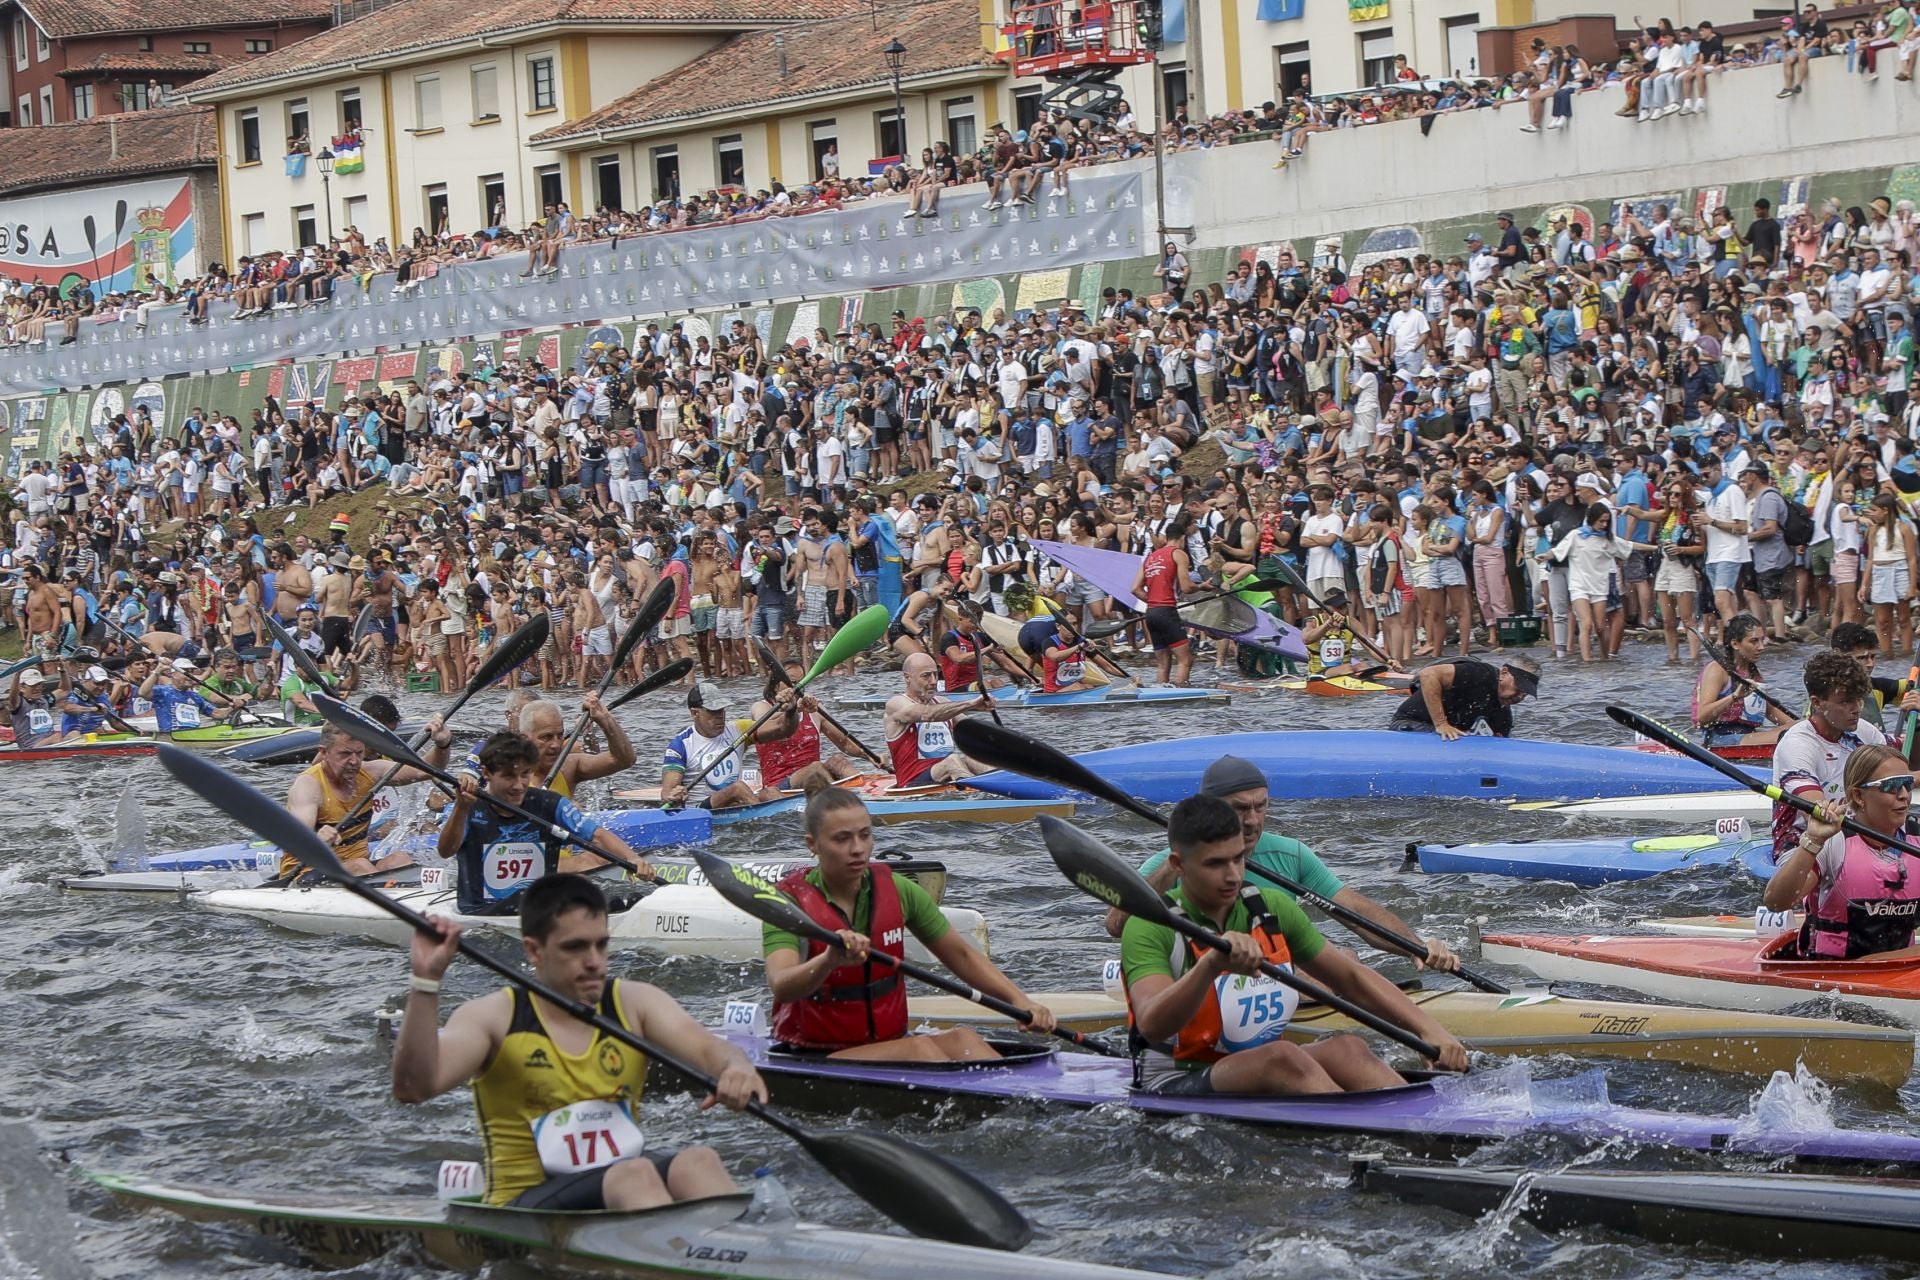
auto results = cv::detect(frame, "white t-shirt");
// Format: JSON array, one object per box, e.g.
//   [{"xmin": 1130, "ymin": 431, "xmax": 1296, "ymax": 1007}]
[
  {"xmin": 1304, "ymin": 511, "xmax": 1346, "ymax": 581},
  {"xmin": 1704, "ymin": 485, "xmax": 1750, "ymax": 564}
]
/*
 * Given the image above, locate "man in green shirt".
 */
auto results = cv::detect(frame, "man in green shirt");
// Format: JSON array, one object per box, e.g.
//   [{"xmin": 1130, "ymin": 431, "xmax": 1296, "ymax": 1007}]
[
  {"xmin": 1121, "ymin": 794, "xmax": 1467, "ymax": 1095},
  {"xmin": 761, "ymin": 788, "xmax": 1054, "ymax": 1061},
  {"xmin": 278, "ymin": 667, "xmax": 326, "ymax": 725},
  {"xmin": 1109, "ymin": 755, "xmax": 1460, "ymax": 973}
]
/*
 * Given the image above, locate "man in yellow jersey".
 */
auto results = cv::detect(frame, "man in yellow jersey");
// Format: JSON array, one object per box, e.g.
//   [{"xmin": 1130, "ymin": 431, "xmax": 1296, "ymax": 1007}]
[
  {"xmin": 394, "ymin": 874, "xmax": 767, "ymax": 1210},
  {"xmin": 516, "ymin": 694, "xmax": 636, "ymax": 799},
  {"xmin": 283, "ymin": 717, "xmax": 452, "ymax": 877}
]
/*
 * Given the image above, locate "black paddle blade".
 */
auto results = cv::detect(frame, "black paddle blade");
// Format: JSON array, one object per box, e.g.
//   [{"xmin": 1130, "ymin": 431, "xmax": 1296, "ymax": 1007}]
[
  {"xmin": 1038, "ymin": 813, "xmax": 1175, "ymax": 927},
  {"xmin": 952, "ymin": 718, "xmax": 1166, "ymax": 827},
  {"xmin": 616, "ymin": 578, "xmax": 676, "ymax": 668},
  {"xmin": 263, "ymin": 612, "xmax": 334, "ymax": 692},
  {"xmin": 1180, "ymin": 594, "xmax": 1259, "ymax": 634},
  {"xmin": 475, "ymin": 612, "xmax": 551, "ymax": 689},
  {"xmin": 156, "ymin": 745, "xmax": 348, "ymax": 882},
  {"xmin": 690, "ymin": 851, "xmax": 828, "ymax": 941},
  {"xmin": 314, "ymin": 693, "xmax": 425, "ymax": 769},
  {"xmin": 795, "ymin": 1128, "xmax": 1031, "ymax": 1251},
  {"xmin": 1081, "ymin": 616, "xmax": 1134, "ymax": 641},
  {"xmin": 755, "ymin": 638, "xmax": 791, "ymax": 683},
  {"xmin": 608, "ymin": 657, "xmax": 695, "ymax": 711}
]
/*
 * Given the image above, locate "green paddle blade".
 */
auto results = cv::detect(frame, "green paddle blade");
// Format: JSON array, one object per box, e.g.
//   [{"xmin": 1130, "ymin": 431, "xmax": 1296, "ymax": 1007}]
[
  {"xmin": 801, "ymin": 605, "xmax": 889, "ymax": 687},
  {"xmin": 1038, "ymin": 814, "xmax": 1175, "ymax": 925}
]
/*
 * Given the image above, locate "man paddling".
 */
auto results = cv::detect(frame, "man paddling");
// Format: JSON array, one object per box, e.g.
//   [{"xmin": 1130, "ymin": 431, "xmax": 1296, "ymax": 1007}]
[
  {"xmin": 1104, "ymin": 755, "xmax": 1460, "ymax": 973},
  {"xmin": 1769, "ymin": 652, "xmax": 1903, "ymax": 859},
  {"xmin": 137, "ymin": 658, "xmax": 252, "ymax": 736},
  {"xmin": 659, "ymin": 681, "xmax": 792, "ymax": 810},
  {"xmin": 515, "ymin": 694, "xmax": 636, "ymax": 800},
  {"xmin": 884, "ymin": 653, "xmax": 988, "ymax": 787},
  {"xmin": 749, "ymin": 660, "xmax": 866, "ymax": 793},
  {"xmin": 1386, "ymin": 656, "xmax": 1540, "ymax": 739},
  {"xmin": 1121, "ymin": 794, "xmax": 1468, "ymax": 1094},
  {"xmin": 440, "ymin": 731, "xmax": 653, "ymax": 915},
  {"xmin": 394, "ymin": 874, "xmax": 767, "ymax": 1210},
  {"xmin": 762, "ymin": 789, "xmax": 1055, "ymax": 1060},
  {"xmin": 283, "ymin": 719, "xmax": 451, "ymax": 877}
]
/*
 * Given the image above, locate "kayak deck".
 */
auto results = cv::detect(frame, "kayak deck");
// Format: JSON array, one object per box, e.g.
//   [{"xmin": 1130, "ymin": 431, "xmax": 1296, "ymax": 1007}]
[
  {"xmin": 832, "ymin": 685, "xmax": 1226, "ymax": 711},
  {"xmin": 907, "ymin": 987, "xmax": 1916, "ymax": 1086},
  {"xmin": 1409, "ymin": 833, "xmax": 1774, "ymax": 886},
  {"xmin": 612, "ymin": 776, "xmax": 1075, "ymax": 826}
]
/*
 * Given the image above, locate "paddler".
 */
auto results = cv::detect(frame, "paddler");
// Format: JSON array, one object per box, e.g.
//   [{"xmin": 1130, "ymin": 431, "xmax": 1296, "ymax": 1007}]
[
  {"xmin": 1826, "ymin": 622, "xmax": 1919, "ymax": 739},
  {"xmin": 440, "ymin": 731, "xmax": 654, "ymax": 916},
  {"xmin": 1122, "ymin": 794, "xmax": 1468, "ymax": 1093},
  {"xmin": 394, "ymin": 874, "xmax": 766, "ymax": 1210},
  {"xmin": 1011, "ymin": 601, "xmax": 1099, "ymax": 695},
  {"xmin": 6, "ymin": 666, "xmax": 57, "ymax": 748},
  {"xmin": 1129, "ymin": 517, "xmax": 1197, "ymax": 689},
  {"xmin": 515, "ymin": 694, "xmax": 636, "ymax": 800},
  {"xmin": 748, "ymin": 660, "xmax": 865, "ymax": 793},
  {"xmin": 935, "ymin": 606, "xmax": 1017, "ymax": 692},
  {"xmin": 1769, "ymin": 652, "xmax": 1904, "ymax": 858},
  {"xmin": 884, "ymin": 576, "xmax": 954, "ymax": 659},
  {"xmin": 1386, "ymin": 655, "xmax": 1540, "ymax": 740},
  {"xmin": 1765, "ymin": 743, "xmax": 1920, "ymax": 958},
  {"xmin": 50, "ymin": 664, "xmax": 117, "ymax": 742},
  {"xmin": 883, "ymin": 653, "xmax": 988, "ymax": 787},
  {"xmin": 283, "ymin": 718, "xmax": 452, "ymax": 877},
  {"xmin": 1103, "ymin": 755, "xmax": 1460, "ymax": 974},
  {"xmin": 1691, "ymin": 612, "xmax": 1794, "ymax": 748},
  {"xmin": 762, "ymin": 789, "xmax": 1055, "ymax": 1060},
  {"xmin": 1301, "ymin": 590, "xmax": 1390, "ymax": 680},
  {"xmin": 137, "ymin": 657, "xmax": 252, "ymax": 736},
  {"xmin": 659, "ymin": 681, "xmax": 791, "ymax": 810}
]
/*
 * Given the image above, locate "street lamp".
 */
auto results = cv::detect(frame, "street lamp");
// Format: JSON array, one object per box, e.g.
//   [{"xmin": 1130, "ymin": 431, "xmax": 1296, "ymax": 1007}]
[
  {"xmin": 882, "ymin": 38, "xmax": 906, "ymax": 160},
  {"xmin": 315, "ymin": 145, "xmax": 336, "ymax": 244}
]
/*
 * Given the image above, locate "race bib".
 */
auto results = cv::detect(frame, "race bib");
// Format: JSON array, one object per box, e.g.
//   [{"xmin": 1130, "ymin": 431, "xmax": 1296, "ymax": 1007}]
[
  {"xmin": 917, "ymin": 720, "xmax": 955, "ymax": 759},
  {"xmin": 1754, "ymin": 906, "xmax": 1796, "ymax": 935},
  {"xmin": 530, "ymin": 1098, "xmax": 644, "ymax": 1176},
  {"xmin": 1319, "ymin": 637, "xmax": 1347, "ymax": 667},
  {"xmin": 1057, "ymin": 658, "xmax": 1085, "ymax": 685},
  {"xmin": 1100, "ymin": 958, "xmax": 1125, "ymax": 999},
  {"xmin": 480, "ymin": 840, "xmax": 544, "ymax": 901},
  {"xmin": 25, "ymin": 708, "xmax": 51, "ymax": 734},
  {"xmin": 419, "ymin": 865, "xmax": 449, "ymax": 892},
  {"xmin": 369, "ymin": 787, "xmax": 398, "ymax": 831},
  {"xmin": 174, "ymin": 702, "xmax": 203, "ymax": 728},
  {"xmin": 1742, "ymin": 690, "xmax": 1767, "ymax": 721},
  {"xmin": 1214, "ymin": 969, "xmax": 1298, "ymax": 1053},
  {"xmin": 699, "ymin": 749, "xmax": 740, "ymax": 791}
]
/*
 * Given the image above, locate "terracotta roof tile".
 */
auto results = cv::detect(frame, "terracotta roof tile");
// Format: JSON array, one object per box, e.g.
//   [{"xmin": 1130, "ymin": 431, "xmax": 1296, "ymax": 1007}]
[
  {"xmin": 0, "ymin": 105, "xmax": 217, "ymax": 197},
  {"xmin": 18, "ymin": 0, "xmax": 331, "ymax": 40},
  {"xmin": 533, "ymin": 0, "xmax": 998, "ymax": 144},
  {"xmin": 187, "ymin": 0, "xmax": 871, "ymax": 96},
  {"xmin": 56, "ymin": 51, "xmax": 238, "ymax": 78}
]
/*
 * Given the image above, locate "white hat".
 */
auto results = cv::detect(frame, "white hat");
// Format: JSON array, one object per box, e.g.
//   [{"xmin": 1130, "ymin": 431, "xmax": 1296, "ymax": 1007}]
[
  {"xmin": 83, "ymin": 665, "xmax": 108, "ymax": 682},
  {"xmin": 171, "ymin": 657, "xmax": 198, "ymax": 672},
  {"xmin": 19, "ymin": 670, "xmax": 44, "ymax": 686}
]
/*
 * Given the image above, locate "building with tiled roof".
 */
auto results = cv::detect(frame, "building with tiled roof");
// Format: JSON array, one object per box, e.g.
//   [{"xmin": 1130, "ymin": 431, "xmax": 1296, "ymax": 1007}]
[
  {"xmin": 529, "ymin": 0, "xmax": 1006, "ymax": 197},
  {"xmin": 0, "ymin": 0, "xmax": 328, "ymax": 128}
]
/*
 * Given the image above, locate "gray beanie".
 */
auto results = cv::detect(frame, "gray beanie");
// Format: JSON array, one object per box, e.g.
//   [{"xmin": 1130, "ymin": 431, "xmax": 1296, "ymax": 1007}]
[{"xmin": 1200, "ymin": 755, "xmax": 1266, "ymax": 797}]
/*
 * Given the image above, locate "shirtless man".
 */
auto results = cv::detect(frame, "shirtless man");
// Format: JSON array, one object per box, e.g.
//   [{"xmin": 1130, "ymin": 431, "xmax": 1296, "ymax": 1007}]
[
  {"xmin": 568, "ymin": 571, "xmax": 610, "ymax": 689},
  {"xmin": 271, "ymin": 543, "xmax": 314, "ymax": 624},
  {"xmin": 21, "ymin": 565, "xmax": 64, "ymax": 657},
  {"xmin": 315, "ymin": 550, "xmax": 355, "ymax": 668},
  {"xmin": 790, "ymin": 512, "xmax": 836, "ymax": 659},
  {"xmin": 883, "ymin": 653, "xmax": 988, "ymax": 788},
  {"xmin": 351, "ymin": 552, "xmax": 406, "ymax": 663},
  {"xmin": 688, "ymin": 534, "xmax": 724, "ymax": 679}
]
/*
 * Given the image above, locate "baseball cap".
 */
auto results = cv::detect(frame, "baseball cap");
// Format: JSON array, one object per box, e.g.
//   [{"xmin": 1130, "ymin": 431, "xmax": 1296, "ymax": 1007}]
[
  {"xmin": 171, "ymin": 658, "xmax": 199, "ymax": 673},
  {"xmin": 1503, "ymin": 662, "xmax": 1541, "ymax": 699},
  {"xmin": 687, "ymin": 680, "xmax": 727, "ymax": 711},
  {"xmin": 19, "ymin": 670, "xmax": 43, "ymax": 686},
  {"xmin": 83, "ymin": 665, "xmax": 108, "ymax": 682},
  {"xmin": 1740, "ymin": 463, "xmax": 1772, "ymax": 479}
]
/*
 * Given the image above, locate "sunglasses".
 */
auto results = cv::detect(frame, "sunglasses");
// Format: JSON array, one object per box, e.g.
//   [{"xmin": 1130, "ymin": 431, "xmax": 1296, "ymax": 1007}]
[{"xmin": 1860, "ymin": 775, "xmax": 1916, "ymax": 797}]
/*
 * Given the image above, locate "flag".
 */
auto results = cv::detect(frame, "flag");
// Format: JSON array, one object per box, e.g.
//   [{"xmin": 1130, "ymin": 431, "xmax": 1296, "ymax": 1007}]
[
  {"xmin": 1164, "ymin": 0, "xmax": 1185, "ymax": 44},
  {"xmin": 331, "ymin": 135, "xmax": 365, "ymax": 175},
  {"xmin": 1349, "ymin": 0, "xmax": 1388, "ymax": 20},
  {"xmin": 283, "ymin": 152, "xmax": 307, "ymax": 178},
  {"xmin": 1257, "ymin": 0, "xmax": 1304, "ymax": 18}
]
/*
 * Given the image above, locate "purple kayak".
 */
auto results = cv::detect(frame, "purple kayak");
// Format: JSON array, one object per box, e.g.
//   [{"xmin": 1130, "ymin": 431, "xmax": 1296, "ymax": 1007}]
[
  {"xmin": 725, "ymin": 1032, "xmax": 1920, "ymax": 1166},
  {"xmin": 1030, "ymin": 539, "xmax": 1307, "ymax": 661}
]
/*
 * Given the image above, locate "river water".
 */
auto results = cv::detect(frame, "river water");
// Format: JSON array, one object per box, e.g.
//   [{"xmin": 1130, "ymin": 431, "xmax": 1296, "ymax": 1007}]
[{"xmin": 2, "ymin": 641, "xmax": 1915, "ymax": 1279}]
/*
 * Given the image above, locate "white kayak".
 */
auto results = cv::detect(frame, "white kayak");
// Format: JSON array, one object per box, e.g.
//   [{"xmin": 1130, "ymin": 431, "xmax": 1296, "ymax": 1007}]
[
  {"xmin": 202, "ymin": 878, "xmax": 990, "ymax": 962},
  {"xmin": 1509, "ymin": 790, "xmax": 1771, "ymax": 823}
]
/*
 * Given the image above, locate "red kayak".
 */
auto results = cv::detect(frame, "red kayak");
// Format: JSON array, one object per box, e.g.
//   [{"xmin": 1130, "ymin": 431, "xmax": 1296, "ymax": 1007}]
[{"xmin": 0, "ymin": 738, "xmax": 155, "ymax": 763}]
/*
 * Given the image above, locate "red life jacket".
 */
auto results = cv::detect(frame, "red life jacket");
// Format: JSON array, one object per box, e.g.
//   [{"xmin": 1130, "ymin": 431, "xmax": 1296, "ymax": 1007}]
[
  {"xmin": 755, "ymin": 711, "xmax": 821, "ymax": 788},
  {"xmin": 770, "ymin": 865, "xmax": 908, "ymax": 1051}
]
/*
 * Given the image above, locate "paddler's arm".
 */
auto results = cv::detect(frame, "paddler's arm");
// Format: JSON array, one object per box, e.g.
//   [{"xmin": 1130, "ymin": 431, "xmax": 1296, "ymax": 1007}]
[
  {"xmin": 924, "ymin": 926, "xmax": 1057, "ymax": 1034},
  {"xmin": 623, "ymin": 982, "xmax": 767, "ymax": 1113},
  {"xmin": 436, "ymin": 772, "xmax": 477, "ymax": 861},
  {"xmin": 287, "ymin": 769, "xmax": 334, "ymax": 846},
  {"xmin": 1125, "ymin": 943, "xmax": 1232, "ymax": 1045},
  {"xmin": 381, "ymin": 716, "xmax": 456, "ymax": 785},
  {"xmin": 1328, "ymin": 887, "xmax": 1459, "ymax": 973},
  {"xmin": 1764, "ymin": 803, "xmax": 1839, "ymax": 911},
  {"xmin": 392, "ymin": 919, "xmax": 507, "ymax": 1103},
  {"xmin": 1417, "ymin": 664, "xmax": 1464, "ymax": 741},
  {"xmin": 1103, "ymin": 857, "xmax": 1179, "ymax": 938},
  {"xmin": 569, "ymin": 691, "xmax": 636, "ymax": 782},
  {"xmin": 765, "ymin": 929, "xmax": 871, "ymax": 1002},
  {"xmin": 1297, "ymin": 943, "xmax": 1469, "ymax": 1072},
  {"xmin": 744, "ymin": 690, "xmax": 801, "ymax": 743}
]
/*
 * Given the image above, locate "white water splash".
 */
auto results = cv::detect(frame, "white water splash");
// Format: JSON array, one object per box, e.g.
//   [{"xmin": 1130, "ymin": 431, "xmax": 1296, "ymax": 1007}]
[
  {"xmin": 231, "ymin": 1008, "xmax": 331, "ymax": 1062},
  {"xmin": 1734, "ymin": 1060, "xmax": 1837, "ymax": 1138},
  {"xmin": 0, "ymin": 865, "xmax": 35, "ymax": 896}
]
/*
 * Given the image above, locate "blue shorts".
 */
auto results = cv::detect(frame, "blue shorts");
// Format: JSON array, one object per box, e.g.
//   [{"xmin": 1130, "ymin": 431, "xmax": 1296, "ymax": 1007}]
[
  {"xmin": 1433, "ymin": 556, "xmax": 1468, "ymax": 589},
  {"xmin": 751, "ymin": 604, "xmax": 785, "ymax": 639},
  {"xmin": 369, "ymin": 613, "xmax": 398, "ymax": 644},
  {"xmin": 1704, "ymin": 561, "xmax": 1742, "ymax": 593}
]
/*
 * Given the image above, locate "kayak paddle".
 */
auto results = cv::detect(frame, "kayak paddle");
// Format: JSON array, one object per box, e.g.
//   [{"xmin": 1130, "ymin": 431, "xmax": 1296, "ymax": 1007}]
[
  {"xmin": 966, "ymin": 629, "xmax": 1005, "ymax": 727},
  {"xmin": 1904, "ymin": 656, "xmax": 1920, "ymax": 769},
  {"xmin": 101, "ymin": 614, "xmax": 274, "ymax": 728},
  {"xmin": 753, "ymin": 636, "xmax": 888, "ymax": 770},
  {"xmin": 607, "ymin": 657, "xmax": 696, "ymax": 713},
  {"xmin": 1037, "ymin": 815, "xmax": 1445, "ymax": 1063},
  {"xmin": 153, "ymin": 745, "xmax": 1032, "ymax": 1251},
  {"xmin": 332, "ymin": 612, "xmax": 550, "ymax": 839},
  {"xmin": 678, "ymin": 605, "xmax": 890, "ymax": 797},
  {"xmin": 1264, "ymin": 556, "xmax": 1397, "ymax": 670},
  {"xmin": 954, "ymin": 718, "xmax": 1509, "ymax": 994},
  {"xmin": 691, "ymin": 851, "xmax": 1124, "ymax": 1057},
  {"xmin": 1679, "ymin": 617, "xmax": 1796, "ymax": 721},
  {"xmin": 261, "ymin": 611, "xmax": 338, "ymax": 696},
  {"xmin": 543, "ymin": 579, "xmax": 673, "ymax": 786},
  {"xmin": 952, "ymin": 599, "xmax": 1042, "ymax": 687},
  {"xmin": 314, "ymin": 692, "xmax": 660, "ymax": 882},
  {"xmin": 1610, "ymin": 705, "xmax": 1920, "ymax": 863}
]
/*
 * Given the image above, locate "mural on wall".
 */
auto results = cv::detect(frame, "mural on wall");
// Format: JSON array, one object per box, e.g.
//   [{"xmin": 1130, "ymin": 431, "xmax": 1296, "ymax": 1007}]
[{"xmin": 0, "ymin": 177, "xmax": 195, "ymax": 298}]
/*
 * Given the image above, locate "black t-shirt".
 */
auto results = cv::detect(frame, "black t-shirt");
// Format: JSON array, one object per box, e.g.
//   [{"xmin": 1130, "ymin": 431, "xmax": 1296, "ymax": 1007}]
[
  {"xmin": 1697, "ymin": 33, "xmax": 1725, "ymax": 63},
  {"xmin": 1745, "ymin": 216, "xmax": 1783, "ymax": 266},
  {"xmin": 1538, "ymin": 496, "xmax": 1586, "ymax": 543},
  {"xmin": 1392, "ymin": 658, "xmax": 1515, "ymax": 737}
]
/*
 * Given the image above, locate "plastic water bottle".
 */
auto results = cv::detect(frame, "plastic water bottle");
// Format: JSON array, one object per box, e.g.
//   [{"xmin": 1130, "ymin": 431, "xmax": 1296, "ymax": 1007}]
[
  {"xmin": 745, "ymin": 1169, "xmax": 797, "ymax": 1223},
  {"xmin": 456, "ymin": 750, "xmax": 482, "ymax": 784}
]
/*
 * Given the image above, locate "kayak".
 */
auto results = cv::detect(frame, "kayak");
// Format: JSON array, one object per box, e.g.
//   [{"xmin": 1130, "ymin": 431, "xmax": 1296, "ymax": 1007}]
[
  {"xmin": 86, "ymin": 1170, "xmax": 1171, "ymax": 1280},
  {"xmin": 202, "ymin": 864, "xmax": 989, "ymax": 962},
  {"xmin": 910, "ymin": 986, "xmax": 1916, "ymax": 1086},
  {"xmin": 217, "ymin": 721, "xmax": 488, "ymax": 766},
  {"xmin": 1633, "ymin": 736, "xmax": 1776, "ymax": 763},
  {"xmin": 717, "ymin": 1031, "xmax": 1920, "ymax": 1164},
  {"xmin": 1349, "ymin": 1156, "xmax": 1920, "ymax": 1262},
  {"xmin": 1509, "ymin": 790, "xmax": 1771, "ymax": 823},
  {"xmin": 613, "ymin": 776, "xmax": 1075, "ymax": 827},
  {"xmin": 1478, "ymin": 930, "xmax": 1920, "ymax": 1027},
  {"xmin": 0, "ymin": 737, "xmax": 157, "ymax": 763},
  {"xmin": 1637, "ymin": 914, "xmax": 1792, "ymax": 938},
  {"xmin": 1028, "ymin": 539, "xmax": 1308, "ymax": 660},
  {"xmin": 965, "ymin": 731, "xmax": 1754, "ymax": 804},
  {"xmin": 832, "ymin": 685, "xmax": 1228, "ymax": 710},
  {"xmin": 1409, "ymin": 827, "xmax": 1775, "ymax": 886},
  {"xmin": 976, "ymin": 607, "xmax": 1110, "ymax": 687}
]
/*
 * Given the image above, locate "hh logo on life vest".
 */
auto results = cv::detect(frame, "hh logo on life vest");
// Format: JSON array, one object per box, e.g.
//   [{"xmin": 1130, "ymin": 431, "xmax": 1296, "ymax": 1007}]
[{"xmin": 881, "ymin": 928, "xmax": 904, "ymax": 946}]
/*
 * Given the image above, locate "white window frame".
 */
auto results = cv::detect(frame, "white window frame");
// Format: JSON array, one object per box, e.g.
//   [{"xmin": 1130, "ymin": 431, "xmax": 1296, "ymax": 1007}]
[
  {"xmin": 413, "ymin": 73, "xmax": 441, "ymax": 130},
  {"xmin": 470, "ymin": 63, "xmax": 499, "ymax": 120},
  {"xmin": 12, "ymin": 19, "xmax": 26, "ymax": 72},
  {"xmin": 242, "ymin": 212, "xmax": 267, "ymax": 255},
  {"xmin": 1359, "ymin": 30, "xmax": 1395, "ymax": 86},
  {"xmin": 237, "ymin": 108, "xmax": 261, "ymax": 163},
  {"xmin": 36, "ymin": 83, "xmax": 51, "ymax": 125},
  {"xmin": 293, "ymin": 204, "xmax": 317, "ymax": 247},
  {"xmin": 944, "ymin": 96, "xmax": 976, "ymax": 155},
  {"xmin": 70, "ymin": 82, "xmax": 93, "ymax": 120},
  {"xmin": 34, "ymin": 24, "xmax": 48, "ymax": 61},
  {"xmin": 714, "ymin": 133, "xmax": 745, "ymax": 188}
]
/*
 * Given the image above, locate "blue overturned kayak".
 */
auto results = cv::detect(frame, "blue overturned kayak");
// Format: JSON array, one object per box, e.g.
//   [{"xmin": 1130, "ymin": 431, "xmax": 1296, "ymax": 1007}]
[
  {"xmin": 964, "ymin": 731, "xmax": 1757, "ymax": 804},
  {"xmin": 1411, "ymin": 830, "xmax": 1775, "ymax": 886},
  {"xmin": 834, "ymin": 685, "xmax": 1228, "ymax": 711},
  {"xmin": 141, "ymin": 806, "xmax": 714, "ymax": 873}
]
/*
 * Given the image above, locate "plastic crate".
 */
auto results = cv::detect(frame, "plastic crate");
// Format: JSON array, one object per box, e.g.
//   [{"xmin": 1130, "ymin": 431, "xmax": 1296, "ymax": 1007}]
[
  {"xmin": 405, "ymin": 671, "xmax": 440, "ymax": 693},
  {"xmin": 1496, "ymin": 615, "xmax": 1543, "ymax": 646}
]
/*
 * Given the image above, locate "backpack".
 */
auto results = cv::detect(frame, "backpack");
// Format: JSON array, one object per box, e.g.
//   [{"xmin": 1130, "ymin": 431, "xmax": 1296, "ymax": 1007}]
[{"xmin": 1781, "ymin": 497, "xmax": 1815, "ymax": 547}]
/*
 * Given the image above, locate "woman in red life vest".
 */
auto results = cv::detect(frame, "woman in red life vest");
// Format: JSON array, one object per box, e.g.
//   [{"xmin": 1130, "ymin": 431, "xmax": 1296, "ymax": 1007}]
[
  {"xmin": 1766, "ymin": 743, "xmax": 1920, "ymax": 959},
  {"xmin": 762, "ymin": 789, "xmax": 1056, "ymax": 1060}
]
